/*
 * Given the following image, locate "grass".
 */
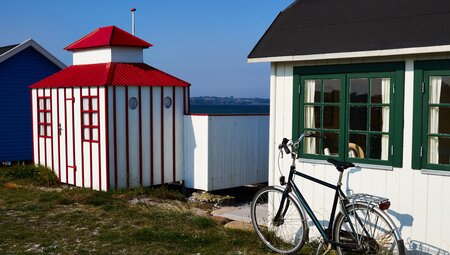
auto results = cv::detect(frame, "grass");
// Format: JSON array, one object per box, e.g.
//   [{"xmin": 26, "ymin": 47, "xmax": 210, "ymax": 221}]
[{"xmin": 0, "ymin": 164, "xmax": 320, "ymax": 254}]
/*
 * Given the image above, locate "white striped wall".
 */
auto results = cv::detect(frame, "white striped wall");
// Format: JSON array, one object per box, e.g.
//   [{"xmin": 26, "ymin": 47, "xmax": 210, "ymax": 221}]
[
  {"xmin": 184, "ymin": 114, "xmax": 269, "ymax": 191},
  {"xmin": 32, "ymin": 87, "xmax": 108, "ymax": 191},
  {"xmin": 269, "ymin": 57, "xmax": 450, "ymax": 253},
  {"xmin": 107, "ymin": 86, "xmax": 185, "ymax": 189}
]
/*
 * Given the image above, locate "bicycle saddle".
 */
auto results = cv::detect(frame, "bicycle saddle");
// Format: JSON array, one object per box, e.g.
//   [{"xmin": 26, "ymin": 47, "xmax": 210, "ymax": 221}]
[{"xmin": 327, "ymin": 158, "xmax": 355, "ymax": 172}]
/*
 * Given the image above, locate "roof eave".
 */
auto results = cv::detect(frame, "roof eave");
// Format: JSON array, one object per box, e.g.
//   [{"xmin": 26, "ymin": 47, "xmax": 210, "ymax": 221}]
[
  {"xmin": 0, "ymin": 39, "xmax": 66, "ymax": 69},
  {"xmin": 248, "ymin": 45, "xmax": 450, "ymax": 63}
]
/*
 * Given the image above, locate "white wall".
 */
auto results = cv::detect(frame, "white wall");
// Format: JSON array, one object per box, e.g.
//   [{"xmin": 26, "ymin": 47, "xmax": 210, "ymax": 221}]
[
  {"xmin": 184, "ymin": 115, "xmax": 269, "ymax": 191},
  {"xmin": 107, "ymin": 86, "xmax": 185, "ymax": 189},
  {"xmin": 32, "ymin": 87, "xmax": 109, "ymax": 191},
  {"xmin": 184, "ymin": 115, "xmax": 209, "ymax": 190},
  {"xmin": 269, "ymin": 57, "xmax": 450, "ymax": 253},
  {"xmin": 73, "ymin": 47, "xmax": 143, "ymax": 65}
]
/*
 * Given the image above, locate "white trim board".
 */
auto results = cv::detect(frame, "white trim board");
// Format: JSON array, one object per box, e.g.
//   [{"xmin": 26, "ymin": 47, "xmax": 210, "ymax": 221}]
[
  {"xmin": 0, "ymin": 39, "xmax": 66, "ymax": 69},
  {"xmin": 248, "ymin": 45, "xmax": 450, "ymax": 63}
]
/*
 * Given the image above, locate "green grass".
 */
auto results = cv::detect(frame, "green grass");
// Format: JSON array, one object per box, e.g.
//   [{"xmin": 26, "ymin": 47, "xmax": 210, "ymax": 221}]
[{"xmin": 0, "ymin": 165, "xmax": 321, "ymax": 254}]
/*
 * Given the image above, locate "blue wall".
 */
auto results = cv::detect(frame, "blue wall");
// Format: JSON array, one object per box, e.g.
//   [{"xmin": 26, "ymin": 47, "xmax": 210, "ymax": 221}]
[{"xmin": 0, "ymin": 47, "xmax": 62, "ymax": 161}]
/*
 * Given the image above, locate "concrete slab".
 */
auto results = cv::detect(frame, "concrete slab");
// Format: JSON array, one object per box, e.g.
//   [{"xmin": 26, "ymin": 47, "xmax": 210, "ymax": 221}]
[{"xmin": 211, "ymin": 203, "xmax": 253, "ymax": 223}]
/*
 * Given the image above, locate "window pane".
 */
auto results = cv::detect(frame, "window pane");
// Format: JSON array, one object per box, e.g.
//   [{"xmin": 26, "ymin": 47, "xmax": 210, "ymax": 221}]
[
  {"xmin": 304, "ymin": 134, "xmax": 320, "ymax": 155},
  {"xmin": 429, "ymin": 76, "xmax": 450, "ymax": 104},
  {"xmin": 323, "ymin": 132, "xmax": 339, "ymax": 156},
  {"xmin": 46, "ymin": 99, "xmax": 51, "ymax": 110},
  {"xmin": 39, "ymin": 125, "xmax": 45, "ymax": 136},
  {"xmin": 92, "ymin": 128, "xmax": 99, "ymax": 141},
  {"xmin": 92, "ymin": 113, "xmax": 98, "ymax": 125},
  {"xmin": 369, "ymin": 134, "xmax": 389, "ymax": 160},
  {"xmin": 83, "ymin": 113, "xmax": 90, "ymax": 125},
  {"xmin": 46, "ymin": 112, "xmax": 52, "ymax": 123},
  {"xmin": 46, "ymin": 125, "xmax": 51, "ymax": 136},
  {"xmin": 323, "ymin": 106, "xmax": 339, "ymax": 129},
  {"xmin": 39, "ymin": 112, "xmax": 44, "ymax": 122},
  {"xmin": 39, "ymin": 99, "xmax": 44, "ymax": 109},
  {"xmin": 370, "ymin": 106, "xmax": 389, "ymax": 132},
  {"xmin": 82, "ymin": 98, "xmax": 90, "ymax": 110},
  {"xmin": 349, "ymin": 133, "xmax": 366, "ymax": 159},
  {"xmin": 91, "ymin": 98, "xmax": 98, "ymax": 110},
  {"xmin": 428, "ymin": 136, "xmax": 450, "ymax": 164},
  {"xmin": 350, "ymin": 78, "xmax": 368, "ymax": 103},
  {"xmin": 350, "ymin": 106, "xmax": 368, "ymax": 131},
  {"xmin": 304, "ymin": 106, "xmax": 321, "ymax": 129},
  {"xmin": 323, "ymin": 79, "xmax": 340, "ymax": 103},
  {"xmin": 428, "ymin": 107, "xmax": 450, "ymax": 134},
  {"xmin": 83, "ymin": 128, "xmax": 90, "ymax": 140},
  {"xmin": 304, "ymin": 79, "xmax": 321, "ymax": 103},
  {"xmin": 370, "ymin": 78, "xmax": 390, "ymax": 104}
]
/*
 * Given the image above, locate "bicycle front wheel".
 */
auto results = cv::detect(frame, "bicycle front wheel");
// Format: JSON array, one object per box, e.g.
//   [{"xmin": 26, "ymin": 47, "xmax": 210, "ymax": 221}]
[
  {"xmin": 251, "ymin": 187, "xmax": 307, "ymax": 254},
  {"xmin": 333, "ymin": 203, "xmax": 405, "ymax": 255}
]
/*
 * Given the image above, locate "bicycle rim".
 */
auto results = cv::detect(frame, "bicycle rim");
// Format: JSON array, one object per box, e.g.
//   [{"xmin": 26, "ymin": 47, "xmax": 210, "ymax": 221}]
[
  {"xmin": 251, "ymin": 187, "xmax": 306, "ymax": 254},
  {"xmin": 334, "ymin": 204, "xmax": 402, "ymax": 255}
]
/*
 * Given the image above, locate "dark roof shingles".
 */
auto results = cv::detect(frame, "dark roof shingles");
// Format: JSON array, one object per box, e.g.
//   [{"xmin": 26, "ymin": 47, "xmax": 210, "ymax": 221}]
[
  {"xmin": 249, "ymin": 0, "xmax": 450, "ymax": 58},
  {"xmin": 0, "ymin": 44, "xmax": 19, "ymax": 56}
]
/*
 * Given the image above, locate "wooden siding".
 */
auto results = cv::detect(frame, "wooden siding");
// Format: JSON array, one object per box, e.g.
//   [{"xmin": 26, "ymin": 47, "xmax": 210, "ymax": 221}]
[
  {"xmin": 0, "ymin": 47, "xmax": 61, "ymax": 161},
  {"xmin": 107, "ymin": 86, "xmax": 184, "ymax": 189},
  {"xmin": 270, "ymin": 58, "xmax": 450, "ymax": 253},
  {"xmin": 32, "ymin": 87, "xmax": 108, "ymax": 191},
  {"xmin": 184, "ymin": 115, "xmax": 269, "ymax": 191}
]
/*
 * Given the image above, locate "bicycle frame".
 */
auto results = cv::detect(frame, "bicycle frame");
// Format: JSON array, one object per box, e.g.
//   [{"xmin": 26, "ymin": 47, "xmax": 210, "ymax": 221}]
[{"xmin": 274, "ymin": 150, "xmax": 363, "ymax": 250}]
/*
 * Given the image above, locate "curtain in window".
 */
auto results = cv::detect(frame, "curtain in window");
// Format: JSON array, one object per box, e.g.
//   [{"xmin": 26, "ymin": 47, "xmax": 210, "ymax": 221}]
[
  {"xmin": 304, "ymin": 79, "xmax": 316, "ymax": 154},
  {"xmin": 381, "ymin": 78, "xmax": 390, "ymax": 160},
  {"xmin": 428, "ymin": 76, "xmax": 442, "ymax": 164}
]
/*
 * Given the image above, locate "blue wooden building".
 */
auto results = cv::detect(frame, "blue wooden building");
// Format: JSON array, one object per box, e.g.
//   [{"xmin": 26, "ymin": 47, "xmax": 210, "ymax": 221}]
[{"xmin": 0, "ymin": 39, "xmax": 65, "ymax": 163}]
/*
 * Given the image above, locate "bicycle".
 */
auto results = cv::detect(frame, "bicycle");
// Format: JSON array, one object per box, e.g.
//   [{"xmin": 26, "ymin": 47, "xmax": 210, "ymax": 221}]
[{"xmin": 251, "ymin": 132, "xmax": 405, "ymax": 254}]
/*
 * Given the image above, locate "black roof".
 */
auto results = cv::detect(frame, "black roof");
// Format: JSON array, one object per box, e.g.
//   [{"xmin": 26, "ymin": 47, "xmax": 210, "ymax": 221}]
[
  {"xmin": 249, "ymin": 0, "xmax": 450, "ymax": 59},
  {"xmin": 0, "ymin": 44, "xmax": 19, "ymax": 56}
]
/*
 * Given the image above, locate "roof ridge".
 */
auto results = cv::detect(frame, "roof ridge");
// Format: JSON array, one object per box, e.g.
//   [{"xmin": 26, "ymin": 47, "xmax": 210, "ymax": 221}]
[{"xmin": 106, "ymin": 62, "xmax": 116, "ymax": 85}]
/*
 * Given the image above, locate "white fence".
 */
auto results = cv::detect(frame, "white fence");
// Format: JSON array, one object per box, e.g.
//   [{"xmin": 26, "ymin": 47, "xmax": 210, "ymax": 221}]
[{"xmin": 184, "ymin": 114, "xmax": 269, "ymax": 191}]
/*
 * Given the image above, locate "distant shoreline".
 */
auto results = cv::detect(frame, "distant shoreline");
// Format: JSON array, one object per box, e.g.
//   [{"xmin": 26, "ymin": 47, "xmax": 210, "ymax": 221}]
[{"xmin": 190, "ymin": 96, "xmax": 269, "ymax": 106}]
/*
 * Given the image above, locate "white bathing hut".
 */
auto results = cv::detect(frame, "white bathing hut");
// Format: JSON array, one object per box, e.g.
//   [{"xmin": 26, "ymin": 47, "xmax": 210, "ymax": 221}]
[{"xmin": 30, "ymin": 26, "xmax": 190, "ymax": 191}]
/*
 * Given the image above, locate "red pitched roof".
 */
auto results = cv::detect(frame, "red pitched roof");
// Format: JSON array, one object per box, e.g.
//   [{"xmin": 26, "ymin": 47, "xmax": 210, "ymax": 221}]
[
  {"xmin": 65, "ymin": 26, "xmax": 152, "ymax": 51},
  {"xmin": 30, "ymin": 63, "xmax": 190, "ymax": 88}
]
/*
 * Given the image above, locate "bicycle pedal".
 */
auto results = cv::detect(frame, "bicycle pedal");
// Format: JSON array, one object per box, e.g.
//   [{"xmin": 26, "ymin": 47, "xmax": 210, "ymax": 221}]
[{"xmin": 279, "ymin": 176, "xmax": 286, "ymax": 185}]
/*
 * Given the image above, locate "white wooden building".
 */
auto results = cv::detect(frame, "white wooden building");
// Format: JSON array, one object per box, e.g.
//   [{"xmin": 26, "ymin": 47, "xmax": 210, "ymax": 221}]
[
  {"xmin": 249, "ymin": 0, "xmax": 450, "ymax": 253},
  {"xmin": 30, "ymin": 26, "xmax": 190, "ymax": 191},
  {"xmin": 184, "ymin": 114, "xmax": 269, "ymax": 191}
]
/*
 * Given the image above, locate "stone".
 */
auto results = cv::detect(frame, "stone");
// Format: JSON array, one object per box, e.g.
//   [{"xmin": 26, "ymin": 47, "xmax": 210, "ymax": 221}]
[{"xmin": 224, "ymin": 221, "xmax": 254, "ymax": 231}]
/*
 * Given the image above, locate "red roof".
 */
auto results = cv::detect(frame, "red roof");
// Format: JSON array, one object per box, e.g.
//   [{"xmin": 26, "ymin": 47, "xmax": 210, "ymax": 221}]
[
  {"xmin": 30, "ymin": 63, "xmax": 190, "ymax": 88},
  {"xmin": 65, "ymin": 26, "xmax": 152, "ymax": 51}
]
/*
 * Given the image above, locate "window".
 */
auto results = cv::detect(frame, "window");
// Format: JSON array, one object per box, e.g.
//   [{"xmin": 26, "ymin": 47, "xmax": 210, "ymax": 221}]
[
  {"xmin": 293, "ymin": 63, "xmax": 404, "ymax": 167},
  {"xmin": 413, "ymin": 60, "xmax": 450, "ymax": 171},
  {"xmin": 81, "ymin": 95, "xmax": 99, "ymax": 143},
  {"xmin": 37, "ymin": 96, "xmax": 52, "ymax": 138}
]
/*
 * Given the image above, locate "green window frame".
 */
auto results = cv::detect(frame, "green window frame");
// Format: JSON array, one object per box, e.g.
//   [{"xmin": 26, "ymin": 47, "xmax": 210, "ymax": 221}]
[
  {"xmin": 293, "ymin": 63, "xmax": 404, "ymax": 167},
  {"xmin": 413, "ymin": 60, "xmax": 450, "ymax": 171}
]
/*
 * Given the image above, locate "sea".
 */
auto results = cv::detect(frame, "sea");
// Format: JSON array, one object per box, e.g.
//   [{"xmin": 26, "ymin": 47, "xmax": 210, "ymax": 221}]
[{"xmin": 190, "ymin": 104, "xmax": 269, "ymax": 114}]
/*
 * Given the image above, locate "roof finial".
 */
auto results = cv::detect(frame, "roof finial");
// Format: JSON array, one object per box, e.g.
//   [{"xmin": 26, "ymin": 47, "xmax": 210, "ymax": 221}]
[{"xmin": 131, "ymin": 8, "xmax": 136, "ymax": 35}]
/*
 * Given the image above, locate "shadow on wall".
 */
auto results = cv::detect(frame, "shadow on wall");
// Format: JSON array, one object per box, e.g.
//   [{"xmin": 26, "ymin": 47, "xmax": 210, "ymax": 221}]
[
  {"xmin": 407, "ymin": 240, "xmax": 450, "ymax": 255},
  {"xmin": 345, "ymin": 168, "xmax": 447, "ymax": 254}
]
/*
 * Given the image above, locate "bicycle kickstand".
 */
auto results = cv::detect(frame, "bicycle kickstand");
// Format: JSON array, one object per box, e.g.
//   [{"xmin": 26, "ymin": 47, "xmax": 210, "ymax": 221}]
[{"xmin": 316, "ymin": 240, "xmax": 332, "ymax": 255}]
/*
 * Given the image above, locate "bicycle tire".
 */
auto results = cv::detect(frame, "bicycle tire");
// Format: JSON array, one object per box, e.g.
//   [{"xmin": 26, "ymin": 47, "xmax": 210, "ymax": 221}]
[
  {"xmin": 251, "ymin": 186, "xmax": 307, "ymax": 254},
  {"xmin": 333, "ymin": 203, "xmax": 405, "ymax": 255}
]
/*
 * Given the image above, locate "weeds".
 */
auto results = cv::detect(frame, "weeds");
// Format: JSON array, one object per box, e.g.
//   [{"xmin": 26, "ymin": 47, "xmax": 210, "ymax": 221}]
[{"xmin": 0, "ymin": 164, "xmax": 58, "ymax": 187}]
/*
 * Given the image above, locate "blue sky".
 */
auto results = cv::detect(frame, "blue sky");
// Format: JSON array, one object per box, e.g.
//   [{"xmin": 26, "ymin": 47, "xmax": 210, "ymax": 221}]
[{"xmin": 0, "ymin": 1, "xmax": 293, "ymax": 98}]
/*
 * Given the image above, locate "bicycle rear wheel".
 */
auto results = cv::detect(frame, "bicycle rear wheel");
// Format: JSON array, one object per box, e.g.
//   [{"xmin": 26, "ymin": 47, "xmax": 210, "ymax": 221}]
[
  {"xmin": 251, "ymin": 186, "xmax": 307, "ymax": 254},
  {"xmin": 333, "ymin": 203, "xmax": 405, "ymax": 255}
]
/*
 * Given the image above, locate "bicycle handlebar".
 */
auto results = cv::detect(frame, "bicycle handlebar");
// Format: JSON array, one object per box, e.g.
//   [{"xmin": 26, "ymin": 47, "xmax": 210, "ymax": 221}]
[
  {"xmin": 278, "ymin": 138, "xmax": 291, "ymax": 154},
  {"xmin": 278, "ymin": 132, "xmax": 326, "ymax": 155}
]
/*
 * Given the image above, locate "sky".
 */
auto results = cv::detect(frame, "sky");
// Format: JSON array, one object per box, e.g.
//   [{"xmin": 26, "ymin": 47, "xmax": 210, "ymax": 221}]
[{"xmin": 0, "ymin": 1, "xmax": 293, "ymax": 98}]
